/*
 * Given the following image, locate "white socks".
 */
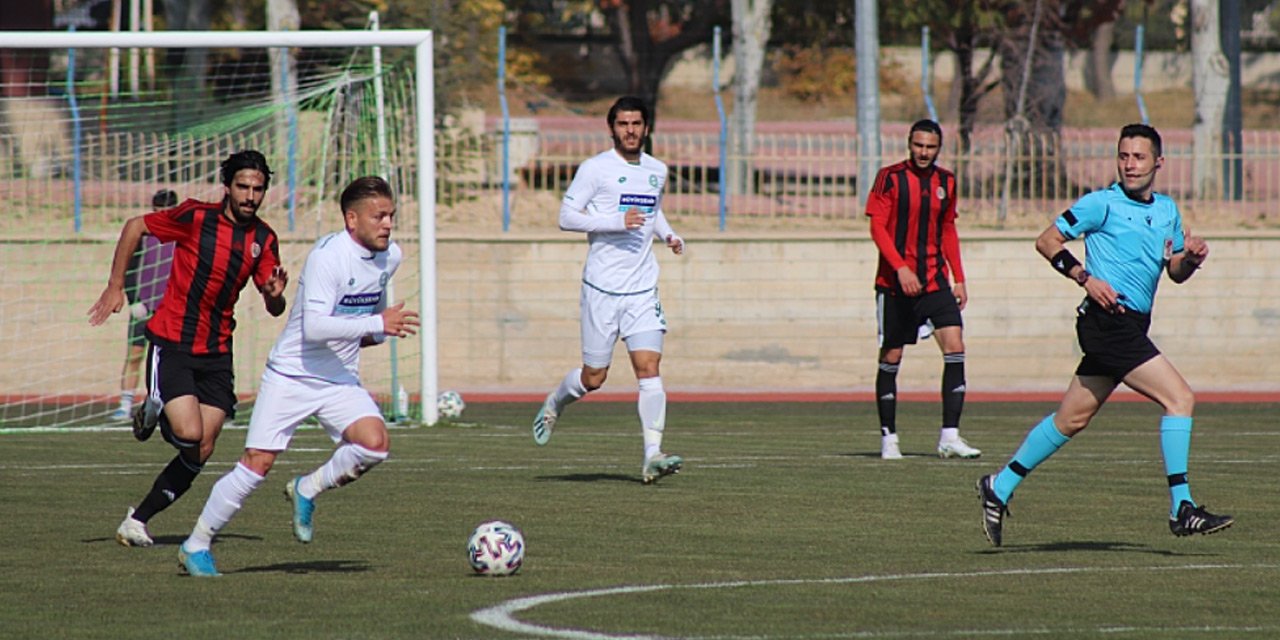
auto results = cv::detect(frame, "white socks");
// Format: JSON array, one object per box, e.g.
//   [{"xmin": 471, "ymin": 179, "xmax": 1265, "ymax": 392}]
[
  {"xmin": 553, "ymin": 367, "xmax": 589, "ymax": 412},
  {"xmin": 118, "ymin": 390, "xmax": 135, "ymax": 412},
  {"xmin": 638, "ymin": 376, "xmax": 666, "ymax": 461},
  {"xmin": 940, "ymin": 426, "xmax": 961, "ymax": 444},
  {"xmin": 185, "ymin": 462, "xmax": 264, "ymax": 552},
  {"xmin": 299, "ymin": 443, "xmax": 388, "ymax": 499}
]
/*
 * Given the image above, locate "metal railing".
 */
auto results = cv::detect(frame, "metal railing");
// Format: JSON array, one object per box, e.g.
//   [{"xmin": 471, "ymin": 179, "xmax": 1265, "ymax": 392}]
[{"xmin": 4, "ymin": 122, "xmax": 1279, "ymax": 236}]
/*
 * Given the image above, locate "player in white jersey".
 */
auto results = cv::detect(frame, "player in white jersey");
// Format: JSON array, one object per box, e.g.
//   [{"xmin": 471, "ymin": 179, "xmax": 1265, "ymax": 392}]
[
  {"xmin": 531, "ymin": 96, "xmax": 686, "ymax": 485},
  {"xmin": 177, "ymin": 176, "xmax": 419, "ymax": 576}
]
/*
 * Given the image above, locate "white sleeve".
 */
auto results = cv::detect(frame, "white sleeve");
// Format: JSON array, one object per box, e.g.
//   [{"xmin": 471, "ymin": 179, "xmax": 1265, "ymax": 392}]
[
  {"xmin": 653, "ymin": 208, "xmax": 675, "ymax": 241},
  {"xmin": 558, "ymin": 164, "xmax": 626, "ymax": 233},
  {"xmin": 364, "ymin": 286, "xmax": 389, "ymax": 345},
  {"xmin": 299, "ymin": 250, "xmax": 384, "ymax": 343}
]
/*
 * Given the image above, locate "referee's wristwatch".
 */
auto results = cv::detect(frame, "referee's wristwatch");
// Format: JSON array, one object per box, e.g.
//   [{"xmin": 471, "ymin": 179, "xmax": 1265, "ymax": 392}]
[{"xmin": 1073, "ymin": 269, "xmax": 1091, "ymax": 287}]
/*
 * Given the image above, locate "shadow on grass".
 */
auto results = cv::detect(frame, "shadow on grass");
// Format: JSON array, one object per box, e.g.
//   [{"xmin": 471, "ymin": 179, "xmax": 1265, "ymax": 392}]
[
  {"xmin": 838, "ymin": 452, "xmax": 940, "ymax": 459},
  {"xmin": 536, "ymin": 472, "xmax": 640, "ymax": 484},
  {"xmin": 234, "ymin": 559, "xmax": 372, "ymax": 575},
  {"xmin": 977, "ymin": 540, "xmax": 1217, "ymax": 556},
  {"xmin": 83, "ymin": 532, "xmax": 263, "ymax": 545}
]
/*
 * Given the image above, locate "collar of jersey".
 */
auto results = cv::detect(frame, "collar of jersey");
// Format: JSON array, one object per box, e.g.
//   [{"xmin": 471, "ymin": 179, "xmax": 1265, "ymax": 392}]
[
  {"xmin": 340, "ymin": 229, "xmax": 378, "ymax": 260},
  {"xmin": 611, "ymin": 148, "xmax": 645, "ymax": 166}
]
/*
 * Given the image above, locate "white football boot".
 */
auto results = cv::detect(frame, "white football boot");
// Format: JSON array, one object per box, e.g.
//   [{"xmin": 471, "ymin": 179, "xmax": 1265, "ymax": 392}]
[
  {"xmin": 938, "ymin": 437, "xmax": 982, "ymax": 459},
  {"xmin": 881, "ymin": 433, "xmax": 903, "ymax": 460},
  {"xmin": 115, "ymin": 507, "xmax": 154, "ymax": 547}
]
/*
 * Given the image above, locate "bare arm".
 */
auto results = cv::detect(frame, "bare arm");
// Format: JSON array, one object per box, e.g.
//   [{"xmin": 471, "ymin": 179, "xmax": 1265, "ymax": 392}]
[
  {"xmin": 1036, "ymin": 223, "xmax": 1124, "ymax": 313},
  {"xmin": 87, "ymin": 216, "xmax": 149, "ymax": 325},
  {"xmin": 1168, "ymin": 231, "xmax": 1208, "ymax": 283}
]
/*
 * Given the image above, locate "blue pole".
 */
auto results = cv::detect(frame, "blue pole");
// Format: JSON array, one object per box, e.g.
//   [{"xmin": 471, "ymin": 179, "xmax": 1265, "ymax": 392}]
[
  {"xmin": 1134, "ymin": 24, "xmax": 1149, "ymax": 125},
  {"xmin": 921, "ymin": 26, "xmax": 938, "ymax": 122},
  {"xmin": 499, "ymin": 26, "xmax": 511, "ymax": 232},
  {"xmin": 282, "ymin": 46, "xmax": 298, "ymax": 231},
  {"xmin": 713, "ymin": 26, "xmax": 727, "ymax": 231},
  {"xmin": 67, "ymin": 26, "xmax": 82, "ymax": 233}
]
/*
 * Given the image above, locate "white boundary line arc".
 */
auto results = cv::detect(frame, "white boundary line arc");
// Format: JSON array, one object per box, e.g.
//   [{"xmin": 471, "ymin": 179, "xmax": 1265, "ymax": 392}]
[{"xmin": 469, "ymin": 564, "xmax": 1280, "ymax": 640}]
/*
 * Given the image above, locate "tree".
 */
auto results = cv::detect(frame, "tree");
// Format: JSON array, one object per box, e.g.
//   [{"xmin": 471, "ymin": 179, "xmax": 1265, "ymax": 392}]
[
  {"xmin": 596, "ymin": 0, "xmax": 729, "ymax": 120},
  {"xmin": 884, "ymin": 1, "xmax": 1006, "ymax": 145},
  {"xmin": 730, "ymin": 0, "xmax": 770, "ymax": 195},
  {"xmin": 1191, "ymin": 0, "xmax": 1228, "ymax": 198}
]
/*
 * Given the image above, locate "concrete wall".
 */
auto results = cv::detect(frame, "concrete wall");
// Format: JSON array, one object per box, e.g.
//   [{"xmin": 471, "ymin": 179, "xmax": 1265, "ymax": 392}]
[
  {"xmin": 435, "ymin": 232, "xmax": 1280, "ymax": 395},
  {"xmin": 7, "ymin": 232, "xmax": 1278, "ymax": 403}
]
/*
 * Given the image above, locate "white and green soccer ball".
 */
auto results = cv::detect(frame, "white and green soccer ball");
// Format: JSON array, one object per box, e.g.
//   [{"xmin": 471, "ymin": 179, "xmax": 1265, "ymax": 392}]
[
  {"xmin": 437, "ymin": 390, "xmax": 465, "ymax": 420},
  {"xmin": 467, "ymin": 520, "xmax": 524, "ymax": 576}
]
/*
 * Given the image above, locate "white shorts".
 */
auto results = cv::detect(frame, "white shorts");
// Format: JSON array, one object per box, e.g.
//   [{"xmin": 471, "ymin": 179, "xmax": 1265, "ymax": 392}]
[
  {"xmin": 243, "ymin": 367, "xmax": 384, "ymax": 451},
  {"xmin": 580, "ymin": 284, "xmax": 667, "ymax": 368}
]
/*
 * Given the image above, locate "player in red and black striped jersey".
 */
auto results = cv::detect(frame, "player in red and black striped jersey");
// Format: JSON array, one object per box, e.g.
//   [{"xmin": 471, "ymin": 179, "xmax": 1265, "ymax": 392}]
[
  {"xmin": 88, "ymin": 150, "xmax": 289, "ymax": 547},
  {"xmin": 865, "ymin": 120, "xmax": 980, "ymax": 461}
]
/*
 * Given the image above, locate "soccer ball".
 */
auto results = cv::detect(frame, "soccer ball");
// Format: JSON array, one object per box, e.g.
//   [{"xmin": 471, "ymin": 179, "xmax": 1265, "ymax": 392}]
[
  {"xmin": 467, "ymin": 520, "xmax": 524, "ymax": 576},
  {"xmin": 437, "ymin": 390, "xmax": 465, "ymax": 420}
]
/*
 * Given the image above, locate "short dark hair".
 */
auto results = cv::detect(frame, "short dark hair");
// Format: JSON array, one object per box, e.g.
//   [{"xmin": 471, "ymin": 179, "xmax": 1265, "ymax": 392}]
[
  {"xmin": 1119, "ymin": 123, "xmax": 1162, "ymax": 157},
  {"xmin": 151, "ymin": 188, "xmax": 177, "ymax": 209},
  {"xmin": 340, "ymin": 176, "xmax": 394, "ymax": 214},
  {"xmin": 220, "ymin": 150, "xmax": 273, "ymax": 188},
  {"xmin": 607, "ymin": 96, "xmax": 650, "ymax": 128},
  {"xmin": 909, "ymin": 119, "xmax": 943, "ymax": 142}
]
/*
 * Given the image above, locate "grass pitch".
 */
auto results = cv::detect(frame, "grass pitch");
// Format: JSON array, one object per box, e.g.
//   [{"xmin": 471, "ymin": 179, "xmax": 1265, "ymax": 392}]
[{"xmin": 2, "ymin": 400, "xmax": 1277, "ymax": 639}]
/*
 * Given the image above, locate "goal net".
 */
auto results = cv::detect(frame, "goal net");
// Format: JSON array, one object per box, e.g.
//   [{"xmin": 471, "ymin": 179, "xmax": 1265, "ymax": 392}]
[{"xmin": 0, "ymin": 30, "xmax": 440, "ymax": 429}]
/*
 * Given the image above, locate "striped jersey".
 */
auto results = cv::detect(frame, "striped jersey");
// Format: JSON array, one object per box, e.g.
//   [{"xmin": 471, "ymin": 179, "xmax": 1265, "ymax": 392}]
[
  {"xmin": 265, "ymin": 230, "xmax": 401, "ymax": 386},
  {"xmin": 560, "ymin": 149, "xmax": 669, "ymax": 295},
  {"xmin": 143, "ymin": 199, "xmax": 281, "ymax": 355},
  {"xmin": 1056, "ymin": 182, "xmax": 1184, "ymax": 314},
  {"xmin": 865, "ymin": 159, "xmax": 965, "ymax": 294}
]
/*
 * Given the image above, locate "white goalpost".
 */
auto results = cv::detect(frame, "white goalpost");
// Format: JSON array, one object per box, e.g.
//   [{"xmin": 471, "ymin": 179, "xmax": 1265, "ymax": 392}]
[{"xmin": 0, "ymin": 29, "xmax": 443, "ymax": 426}]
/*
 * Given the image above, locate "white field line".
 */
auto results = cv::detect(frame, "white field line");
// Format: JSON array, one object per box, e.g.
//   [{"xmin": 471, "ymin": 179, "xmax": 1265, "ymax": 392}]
[{"xmin": 471, "ymin": 564, "xmax": 1280, "ymax": 640}]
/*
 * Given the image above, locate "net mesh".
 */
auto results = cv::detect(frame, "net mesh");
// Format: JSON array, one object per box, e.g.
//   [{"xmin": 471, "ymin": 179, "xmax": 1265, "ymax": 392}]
[{"xmin": 0, "ymin": 42, "xmax": 422, "ymax": 428}]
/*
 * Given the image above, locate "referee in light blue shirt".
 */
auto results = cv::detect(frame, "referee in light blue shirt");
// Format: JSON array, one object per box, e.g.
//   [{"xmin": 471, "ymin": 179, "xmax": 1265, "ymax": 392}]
[{"xmin": 975, "ymin": 123, "xmax": 1233, "ymax": 547}]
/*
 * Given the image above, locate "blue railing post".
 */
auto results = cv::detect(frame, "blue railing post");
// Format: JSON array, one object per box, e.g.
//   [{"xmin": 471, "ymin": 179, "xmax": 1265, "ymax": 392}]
[
  {"xmin": 713, "ymin": 26, "xmax": 727, "ymax": 231},
  {"xmin": 499, "ymin": 26, "xmax": 511, "ymax": 232},
  {"xmin": 67, "ymin": 25, "xmax": 83, "ymax": 233}
]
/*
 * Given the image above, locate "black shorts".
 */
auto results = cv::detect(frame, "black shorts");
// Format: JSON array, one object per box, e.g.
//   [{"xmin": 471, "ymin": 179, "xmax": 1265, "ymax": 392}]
[
  {"xmin": 876, "ymin": 288, "xmax": 963, "ymax": 349},
  {"xmin": 148, "ymin": 344, "xmax": 238, "ymax": 418},
  {"xmin": 1074, "ymin": 299, "xmax": 1160, "ymax": 381}
]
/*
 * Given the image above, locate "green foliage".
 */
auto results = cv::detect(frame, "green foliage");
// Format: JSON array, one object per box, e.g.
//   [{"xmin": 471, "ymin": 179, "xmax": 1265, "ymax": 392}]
[
  {"xmin": 772, "ymin": 45, "xmax": 907, "ymax": 103},
  {"xmin": 772, "ymin": 46, "xmax": 856, "ymax": 103}
]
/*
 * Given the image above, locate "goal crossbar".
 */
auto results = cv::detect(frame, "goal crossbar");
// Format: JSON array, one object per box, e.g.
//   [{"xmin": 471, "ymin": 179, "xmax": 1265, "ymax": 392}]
[{"xmin": 0, "ymin": 29, "xmax": 441, "ymax": 424}]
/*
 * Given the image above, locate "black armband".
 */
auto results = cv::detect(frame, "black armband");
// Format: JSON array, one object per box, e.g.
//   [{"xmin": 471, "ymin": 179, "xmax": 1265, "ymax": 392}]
[{"xmin": 1050, "ymin": 249, "xmax": 1082, "ymax": 280}]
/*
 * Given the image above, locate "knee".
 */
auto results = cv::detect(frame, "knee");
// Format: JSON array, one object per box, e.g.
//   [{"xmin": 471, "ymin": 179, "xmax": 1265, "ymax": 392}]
[
  {"xmin": 581, "ymin": 368, "xmax": 608, "ymax": 391},
  {"xmin": 198, "ymin": 440, "xmax": 217, "ymax": 463},
  {"xmin": 1165, "ymin": 390, "xmax": 1195, "ymax": 417},
  {"xmin": 241, "ymin": 449, "xmax": 277, "ymax": 476},
  {"xmin": 356, "ymin": 428, "xmax": 390, "ymax": 453},
  {"xmin": 345, "ymin": 418, "xmax": 390, "ymax": 452},
  {"xmin": 1054, "ymin": 412, "xmax": 1092, "ymax": 437}
]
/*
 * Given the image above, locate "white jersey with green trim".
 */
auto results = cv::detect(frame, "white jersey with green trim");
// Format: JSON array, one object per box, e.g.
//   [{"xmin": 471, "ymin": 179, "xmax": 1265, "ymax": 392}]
[
  {"xmin": 265, "ymin": 230, "xmax": 401, "ymax": 385},
  {"xmin": 559, "ymin": 149, "xmax": 670, "ymax": 295}
]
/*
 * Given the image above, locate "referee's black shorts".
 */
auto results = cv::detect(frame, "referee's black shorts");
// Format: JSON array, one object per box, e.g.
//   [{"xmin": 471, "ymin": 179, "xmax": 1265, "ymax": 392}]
[
  {"xmin": 1074, "ymin": 299, "xmax": 1160, "ymax": 382},
  {"xmin": 147, "ymin": 343, "xmax": 238, "ymax": 419},
  {"xmin": 876, "ymin": 288, "xmax": 963, "ymax": 349}
]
